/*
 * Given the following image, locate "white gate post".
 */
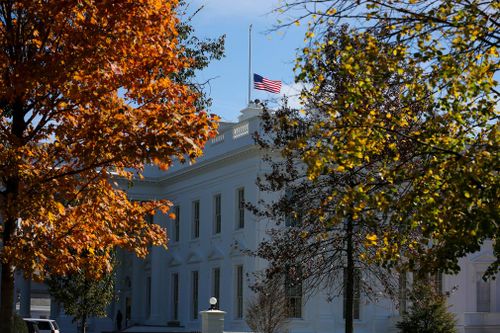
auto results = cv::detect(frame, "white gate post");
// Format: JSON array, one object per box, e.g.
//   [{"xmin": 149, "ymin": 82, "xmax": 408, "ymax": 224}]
[{"xmin": 200, "ymin": 298, "xmax": 225, "ymax": 333}]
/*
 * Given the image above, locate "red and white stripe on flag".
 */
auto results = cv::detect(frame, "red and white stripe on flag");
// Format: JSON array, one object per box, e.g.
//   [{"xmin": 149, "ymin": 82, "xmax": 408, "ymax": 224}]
[{"xmin": 253, "ymin": 73, "xmax": 282, "ymax": 94}]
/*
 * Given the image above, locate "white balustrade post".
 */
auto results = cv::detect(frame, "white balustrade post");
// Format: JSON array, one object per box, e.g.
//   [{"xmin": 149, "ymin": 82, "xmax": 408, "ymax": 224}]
[{"xmin": 200, "ymin": 298, "xmax": 225, "ymax": 333}]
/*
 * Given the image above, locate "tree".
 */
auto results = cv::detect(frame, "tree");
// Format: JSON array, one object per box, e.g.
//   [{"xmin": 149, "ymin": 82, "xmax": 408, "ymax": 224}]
[
  {"xmin": 254, "ymin": 103, "xmax": 400, "ymax": 333},
  {"xmin": 13, "ymin": 314, "xmax": 28, "ymax": 333},
  {"xmin": 270, "ymin": 0, "xmax": 499, "ymax": 275},
  {"xmin": 47, "ymin": 269, "xmax": 115, "ymax": 333},
  {"xmin": 253, "ymin": 24, "xmax": 428, "ymax": 331},
  {"xmin": 245, "ymin": 274, "xmax": 290, "ymax": 333},
  {"xmin": 397, "ymin": 280, "xmax": 457, "ymax": 333},
  {"xmin": 0, "ymin": 1, "xmax": 222, "ymax": 332}
]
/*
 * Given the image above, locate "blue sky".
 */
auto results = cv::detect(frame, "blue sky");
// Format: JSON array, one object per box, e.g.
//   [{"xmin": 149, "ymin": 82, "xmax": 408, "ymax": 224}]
[{"xmin": 189, "ymin": 0, "xmax": 307, "ymax": 121}]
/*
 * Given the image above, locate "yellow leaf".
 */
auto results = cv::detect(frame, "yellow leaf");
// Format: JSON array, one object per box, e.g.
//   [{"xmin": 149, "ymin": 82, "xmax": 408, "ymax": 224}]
[
  {"xmin": 366, "ymin": 234, "xmax": 378, "ymax": 244},
  {"xmin": 56, "ymin": 202, "xmax": 65, "ymax": 215},
  {"xmin": 77, "ymin": 11, "xmax": 85, "ymax": 21}
]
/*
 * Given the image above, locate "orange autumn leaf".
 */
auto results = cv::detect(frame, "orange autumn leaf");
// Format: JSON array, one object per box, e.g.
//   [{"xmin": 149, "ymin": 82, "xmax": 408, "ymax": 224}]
[{"xmin": 0, "ymin": 2, "xmax": 218, "ymax": 329}]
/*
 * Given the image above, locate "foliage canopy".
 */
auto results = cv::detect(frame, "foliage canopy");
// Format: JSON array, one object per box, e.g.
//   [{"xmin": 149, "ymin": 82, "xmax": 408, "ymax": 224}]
[
  {"xmin": 0, "ymin": 0, "xmax": 222, "ymax": 332},
  {"xmin": 253, "ymin": 31, "xmax": 406, "ymax": 329},
  {"xmin": 271, "ymin": 0, "xmax": 499, "ymax": 275},
  {"xmin": 47, "ymin": 268, "xmax": 115, "ymax": 333}
]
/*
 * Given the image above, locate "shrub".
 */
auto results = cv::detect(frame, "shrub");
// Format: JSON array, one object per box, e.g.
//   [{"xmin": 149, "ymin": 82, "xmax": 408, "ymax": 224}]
[
  {"xmin": 13, "ymin": 314, "xmax": 28, "ymax": 333},
  {"xmin": 397, "ymin": 281, "xmax": 456, "ymax": 333}
]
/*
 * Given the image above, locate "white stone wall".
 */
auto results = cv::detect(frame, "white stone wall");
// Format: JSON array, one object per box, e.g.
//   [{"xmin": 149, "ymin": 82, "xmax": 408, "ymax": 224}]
[
  {"xmin": 45, "ymin": 109, "xmax": 500, "ymax": 333},
  {"xmin": 109, "ymin": 113, "xmax": 403, "ymax": 333}
]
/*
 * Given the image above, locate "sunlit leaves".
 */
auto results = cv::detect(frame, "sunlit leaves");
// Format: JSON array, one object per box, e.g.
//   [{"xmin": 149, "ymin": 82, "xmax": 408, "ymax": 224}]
[
  {"xmin": 275, "ymin": 0, "xmax": 499, "ymax": 275},
  {"xmin": 0, "ymin": 0, "xmax": 219, "ymax": 280}
]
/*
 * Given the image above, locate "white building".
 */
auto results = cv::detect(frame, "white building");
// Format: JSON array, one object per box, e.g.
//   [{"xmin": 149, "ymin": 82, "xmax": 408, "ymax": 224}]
[{"xmin": 17, "ymin": 104, "xmax": 500, "ymax": 333}]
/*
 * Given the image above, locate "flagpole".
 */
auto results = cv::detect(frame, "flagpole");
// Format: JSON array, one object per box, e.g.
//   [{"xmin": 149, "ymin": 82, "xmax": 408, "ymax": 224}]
[{"xmin": 248, "ymin": 24, "xmax": 252, "ymax": 106}]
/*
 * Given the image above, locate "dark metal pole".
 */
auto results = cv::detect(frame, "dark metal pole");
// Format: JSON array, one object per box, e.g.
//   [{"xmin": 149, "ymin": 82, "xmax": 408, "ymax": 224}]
[{"xmin": 248, "ymin": 24, "xmax": 252, "ymax": 105}]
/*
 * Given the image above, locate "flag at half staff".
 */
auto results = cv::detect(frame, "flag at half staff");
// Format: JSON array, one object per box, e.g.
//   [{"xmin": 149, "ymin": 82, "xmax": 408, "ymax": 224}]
[{"xmin": 253, "ymin": 74, "xmax": 282, "ymax": 94}]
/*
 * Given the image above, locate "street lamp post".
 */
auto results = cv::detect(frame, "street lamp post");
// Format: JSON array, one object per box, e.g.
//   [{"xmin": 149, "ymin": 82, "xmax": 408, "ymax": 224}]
[{"xmin": 209, "ymin": 297, "xmax": 217, "ymax": 310}]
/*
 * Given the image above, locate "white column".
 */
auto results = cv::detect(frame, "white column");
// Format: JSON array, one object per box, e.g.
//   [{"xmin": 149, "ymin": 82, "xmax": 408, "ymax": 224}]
[
  {"xmin": 148, "ymin": 245, "xmax": 164, "ymax": 324},
  {"xmin": 50, "ymin": 296, "xmax": 60, "ymax": 319},
  {"xmin": 131, "ymin": 256, "xmax": 143, "ymax": 323},
  {"xmin": 19, "ymin": 277, "xmax": 31, "ymax": 317}
]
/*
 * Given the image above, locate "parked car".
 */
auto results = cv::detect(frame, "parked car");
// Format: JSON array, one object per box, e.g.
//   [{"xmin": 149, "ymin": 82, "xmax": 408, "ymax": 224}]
[
  {"xmin": 23, "ymin": 320, "xmax": 41, "ymax": 333},
  {"xmin": 23, "ymin": 318, "xmax": 60, "ymax": 333}
]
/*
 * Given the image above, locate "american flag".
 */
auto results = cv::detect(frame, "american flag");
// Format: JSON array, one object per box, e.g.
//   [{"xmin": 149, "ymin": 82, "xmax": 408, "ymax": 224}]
[{"xmin": 253, "ymin": 74, "xmax": 282, "ymax": 94}]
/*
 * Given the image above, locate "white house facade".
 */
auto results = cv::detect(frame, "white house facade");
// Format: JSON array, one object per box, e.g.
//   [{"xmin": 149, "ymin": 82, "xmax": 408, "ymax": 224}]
[{"xmin": 15, "ymin": 104, "xmax": 500, "ymax": 333}]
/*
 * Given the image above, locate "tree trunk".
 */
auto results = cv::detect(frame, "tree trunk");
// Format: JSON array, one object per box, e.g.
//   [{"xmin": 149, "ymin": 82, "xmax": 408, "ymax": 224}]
[
  {"xmin": 80, "ymin": 315, "xmax": 87, "ymax": 333},
  {"xmin": 0, "ymin": 92, "xmax": 26, "ymax": 333},
  {"xmin": 0, "ymin": 261, "xmax": 15, "ymax": 333},
  {"xmin": 0, "ymin": 99, "xmax": 25, "ymax": 333},
  {"xmin": 0, "ymin": 184, "xmax": 19, "ymax": 333},
  {"xmin": 345, "ymin": 216, "xmax": 354, "ymax": 333}
]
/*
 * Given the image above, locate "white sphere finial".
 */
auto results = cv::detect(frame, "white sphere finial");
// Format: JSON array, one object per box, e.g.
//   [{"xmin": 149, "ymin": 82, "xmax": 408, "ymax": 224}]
[{"xmin": 209, "ymin": 297, "xmax": 217, "ymax": 305}]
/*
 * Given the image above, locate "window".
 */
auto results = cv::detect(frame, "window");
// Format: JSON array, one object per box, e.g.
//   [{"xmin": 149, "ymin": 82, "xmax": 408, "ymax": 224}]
[
  {"xmin": 434, "ymin": 271, "xmax": 443, "ymax": 294},
  {"xmin": 285, "ymin": 212, "xmax": 300, "ymax": 227},
  {"xmin": 172, "ymin": 273, "xmax": 179, "ymax": 320},
  {"xmin": 285, "ymin": 270, "xmax": 303, "ymax": 318},
  {"xmin": 146, "ymin": 276, "xmax": 152, "ymax": 318},
  {"xmin": 477, "ymin": 272, "xmax": 491, "ymax": 312},
  {"xmin": 125, "ymin": 297, "xmax": 131, "ymax": 322},
  {"xmin": 214, "ymin": 194, "xmax": 222, "ymax": 234},
  {"xmin": 34, "ymin": 322, "xmax": 51, "ymax": 330},
  {"xmin": 235, "ymin": 265, "xmax": 244, "ymax": 318},
  {"xmin": 192, "ymin": 200, "xmax": 200, "ymax": 239},
  {"xmin": 212, "ymin": 267, "xmax": 221, "ymax": 307},
  {"xmin": 237, "ymin": 188, "xmax": 245, "ymax": 229},
  {"xmin": 192, "ymin": 271, "xmax": 199, "ymax": 319},
  {"xmin": 343, "ymin": 268, "xmax": 361, "ymax": 320},
  {"xmin": 399, "ymin": 272, "xmax": 407, "ymax": 314},
  {"xmin": 173, "ymin": 206, "xmax": 180, "ymax": 242}
]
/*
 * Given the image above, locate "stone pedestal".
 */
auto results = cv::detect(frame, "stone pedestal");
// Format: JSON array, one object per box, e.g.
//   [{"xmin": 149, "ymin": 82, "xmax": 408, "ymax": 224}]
[{"xmin": 200, "ymin": 310, "xmax": 226, "ymax": 333}]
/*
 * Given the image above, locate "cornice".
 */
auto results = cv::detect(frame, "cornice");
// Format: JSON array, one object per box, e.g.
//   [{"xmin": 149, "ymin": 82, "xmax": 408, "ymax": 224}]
[{"xmin": 134, "ymin": 145, "xmax": 261, "ymax": 186}]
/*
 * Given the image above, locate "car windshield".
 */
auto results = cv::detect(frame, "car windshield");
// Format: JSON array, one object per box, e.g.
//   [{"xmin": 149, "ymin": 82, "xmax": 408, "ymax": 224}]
[{"xmin": 35, "ymin": 322, "xmax": 51, "ymax": 330}]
